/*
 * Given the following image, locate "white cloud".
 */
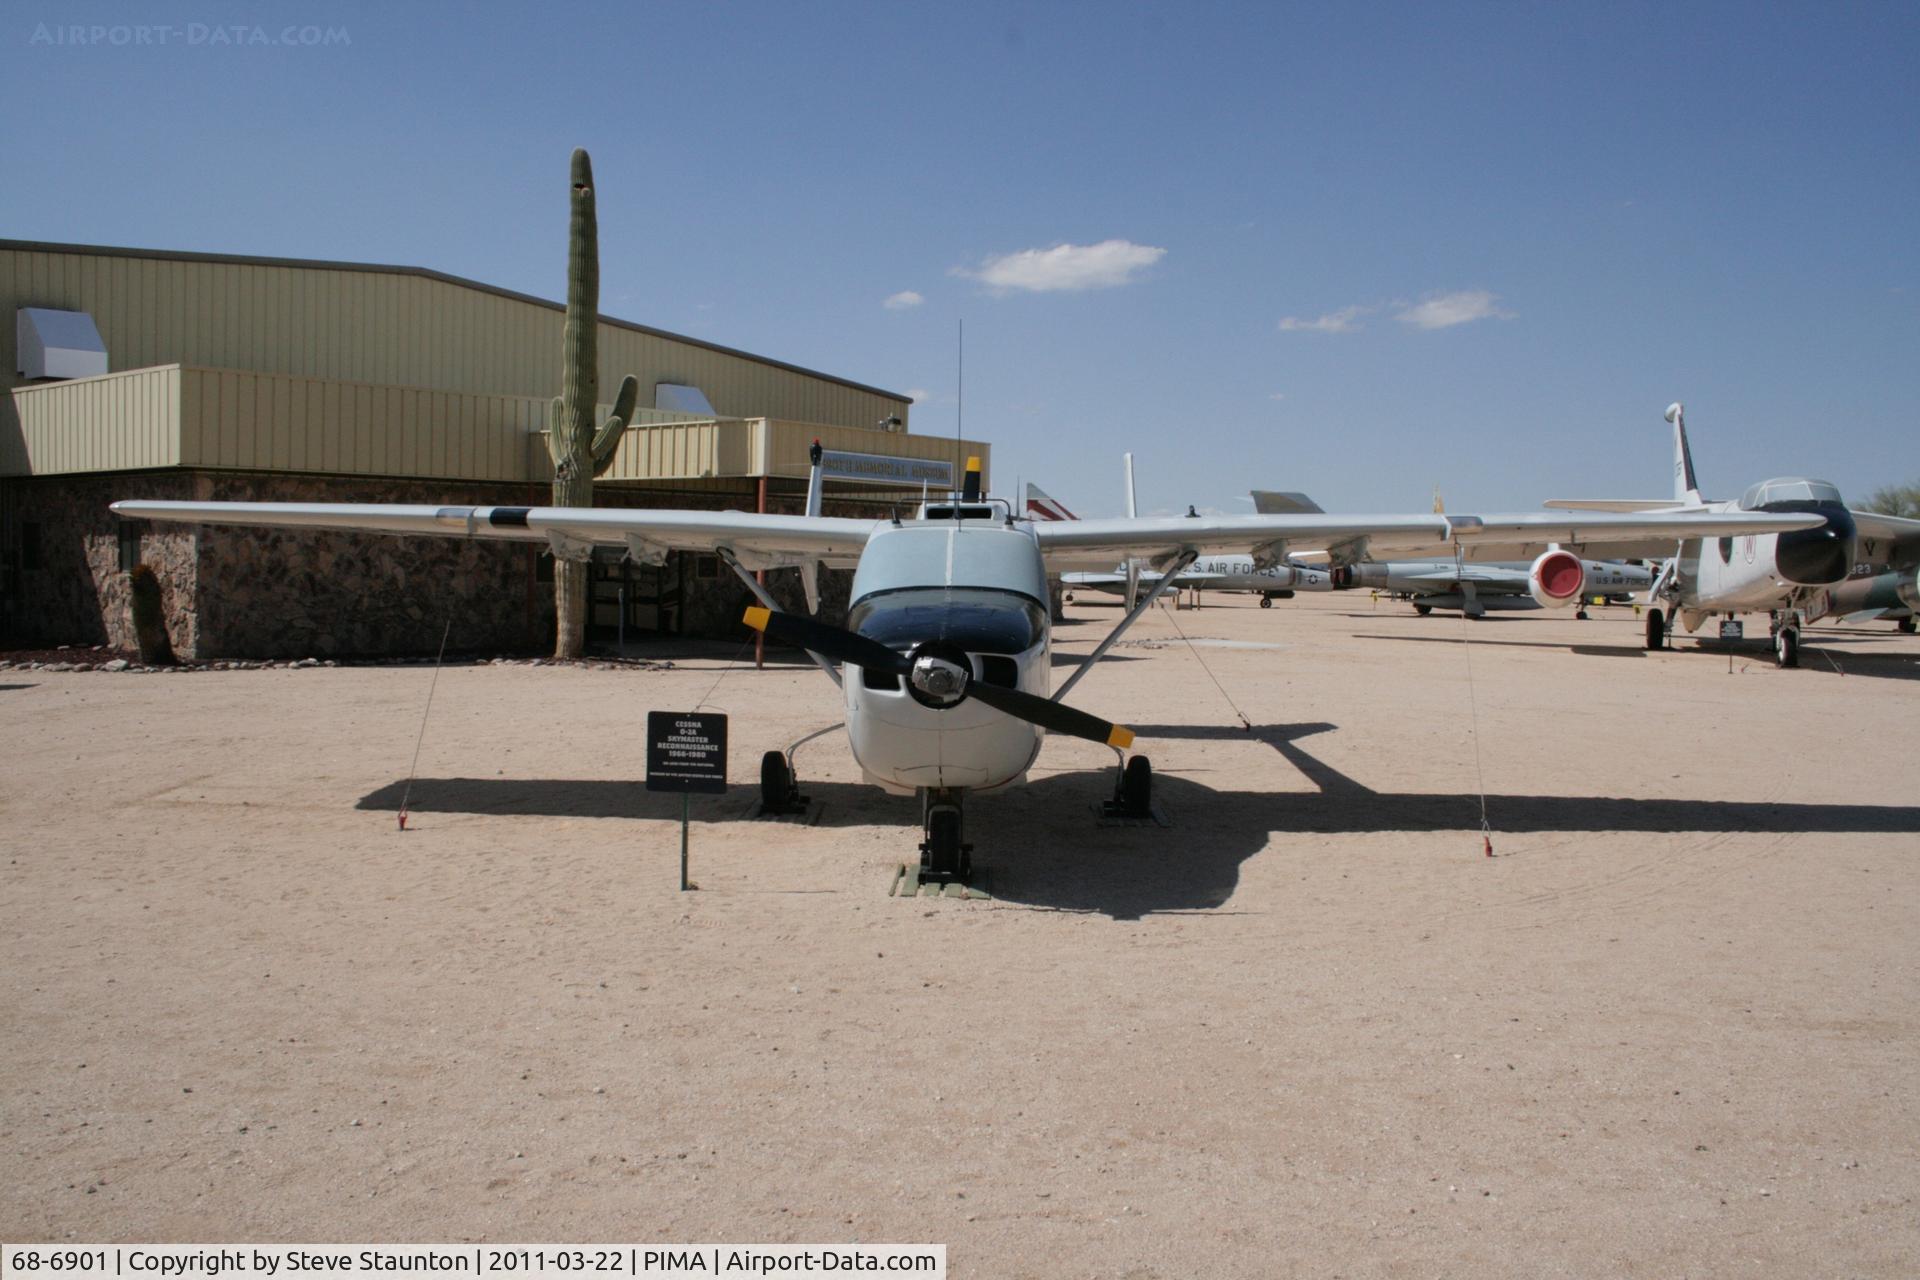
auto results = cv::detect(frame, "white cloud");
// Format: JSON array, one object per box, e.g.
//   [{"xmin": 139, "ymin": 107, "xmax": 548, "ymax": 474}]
[
  {"xmin": 956, "ymin": 239, "xmax": 1166, "ymax": 293},
  {"xmin": 1277, "ymin": 304, "xmax": 1369, "ymax": 334},
  {"xmin": 1269, "ymin": 392, "xmax": 1286, "ymax": 401},
  {"xmin": 883, "ymin": 290, "xmax": 924, "ymax": 310},
  {"xmin": 1394, "ymin": 290, "xmax": 1511, "ymax": 330},
  {"xmin": 905, "ymin": 388, "xmax": 933, "ymax": 404}
]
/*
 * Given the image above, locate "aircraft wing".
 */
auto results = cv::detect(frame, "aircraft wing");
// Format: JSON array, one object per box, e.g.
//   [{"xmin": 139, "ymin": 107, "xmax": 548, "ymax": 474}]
[
  {"xmin": 1032, "ymin": 510, "xmax": 1823, "ymax": 570},
  {"xmin": 1542, "ymin": 499, "xmax": 1693, "ymax": 513},
  {"xmin": 1850, "ymin": 510, "xmax": 1920, "ymax": 567},
  {"xmin": 108, "ymin": 501, "xmax": 881, "ymax": 570}
]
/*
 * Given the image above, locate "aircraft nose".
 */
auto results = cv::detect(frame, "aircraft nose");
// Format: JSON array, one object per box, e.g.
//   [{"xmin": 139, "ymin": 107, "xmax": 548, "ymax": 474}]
[{"xmin": 1775, "ymin": 508, "xmax": 1856, "ymax": 586}]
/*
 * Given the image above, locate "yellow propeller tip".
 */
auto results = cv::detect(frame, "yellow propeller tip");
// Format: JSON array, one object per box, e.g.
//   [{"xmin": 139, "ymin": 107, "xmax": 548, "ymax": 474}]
[
  {"xmin": 1107, "ymin": 726, "xmax": 1135, "ymax": 750},
  {"xmin": 743, "ymin": 605, "xmax": 771, "ymax": 632}
]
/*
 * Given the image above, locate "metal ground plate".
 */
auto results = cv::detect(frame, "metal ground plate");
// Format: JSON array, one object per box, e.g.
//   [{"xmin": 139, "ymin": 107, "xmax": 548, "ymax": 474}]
[
  {"xmin": 890, "ymin": 864, "xmax": 993, "ymax": 900},
  {"xmin": 1091, "ymin": 801, "xmax": 1173, "ymax": 828}
]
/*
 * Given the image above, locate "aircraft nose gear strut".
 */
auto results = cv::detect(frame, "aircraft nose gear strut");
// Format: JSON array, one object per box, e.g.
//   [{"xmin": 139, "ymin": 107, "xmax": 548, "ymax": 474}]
[{"xmin": 892, "ymin": 788, "xmax": 990, "ymax": 899}]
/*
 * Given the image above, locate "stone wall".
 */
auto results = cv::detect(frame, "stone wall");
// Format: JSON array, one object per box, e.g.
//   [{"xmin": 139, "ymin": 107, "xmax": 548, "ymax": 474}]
[
  {"xmin": 2, "ymin": 471, "xmax": 880, "ymax": 657},
  {"xmin": 1, "ymin": 472, "xmax": 201, "ymax": 654},
  {"xmin": 190, "ymin": 473, "xmax": 553, "ymax": 659}
]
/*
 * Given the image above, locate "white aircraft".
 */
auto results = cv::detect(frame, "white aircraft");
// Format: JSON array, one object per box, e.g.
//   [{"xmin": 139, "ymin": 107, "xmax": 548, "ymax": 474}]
[
  {"xmin": 1547, "ymin": 402, "xmax": 1920, "ymax": 666},
  {"xmin": 1249, "ymin": 491, "xmax": 1652, "ymax": 618},
  {"xmin": 114, "ymin": 454, "xmax": 1818, "ymax": 881}
]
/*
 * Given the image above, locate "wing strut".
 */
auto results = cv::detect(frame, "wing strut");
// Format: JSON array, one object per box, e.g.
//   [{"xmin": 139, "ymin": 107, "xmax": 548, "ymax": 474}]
[
  {"xmin": 1053, "ymin": 549, "xmax": 1198, "ymax": 703},
  {"xmin": 717, "ymin": 548, "xmax": 842, "ymax": 688}
]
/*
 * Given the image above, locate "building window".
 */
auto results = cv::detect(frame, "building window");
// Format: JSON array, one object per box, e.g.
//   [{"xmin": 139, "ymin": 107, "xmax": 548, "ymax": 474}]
[
  {"xmin": 119, "ymin": 521, "xmax": 144, "ymax": 571},
  {"xmin": 20, "ymin": 523, "xmax": 41, "ymax": 572}
]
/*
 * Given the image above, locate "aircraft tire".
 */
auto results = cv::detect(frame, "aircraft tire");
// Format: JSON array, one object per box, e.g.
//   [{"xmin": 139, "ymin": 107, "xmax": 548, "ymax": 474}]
[
  {"xmin": 1119, "ymin": 755, "xmax": 1152, "ymax": 812},
  {"xmin": 1775, "ymin": 627, "xmax": 1800, "ymax": 669},
  {"xmin": 923, "ymin": 808, "xmax": 967, "ymax": 879},
  {"xmin": 1645, "ymin": 607, "xmax": 1666, "ymax": 650},
  {"xmin": 1259, "ymin": 595, "xmax": 1273, "ymax": 609},
  {"xmin": 1413, "ymin": 603, "xmax": 1432, "ymax": 616},
  {"xmin": 760, "ymin": 750, "xmax": 792, "ymax": 811},
  {"xmin": 1900, "ymin": 617, "xmax": 1916, "ymax": 634}
]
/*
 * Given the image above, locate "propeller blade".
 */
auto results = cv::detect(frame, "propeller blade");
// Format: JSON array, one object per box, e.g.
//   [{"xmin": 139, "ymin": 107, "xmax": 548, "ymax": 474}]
[
  {"xmin": 965, "ymin": 680, "xmax": 1135, "ymax": 750},
  {"xmin": 742, "ymin": 607, "xmax": 911, "ymax": 674}
]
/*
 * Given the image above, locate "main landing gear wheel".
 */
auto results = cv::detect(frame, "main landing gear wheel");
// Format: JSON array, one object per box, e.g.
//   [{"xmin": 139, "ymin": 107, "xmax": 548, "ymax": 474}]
[
  {"xmin": 1259, "ymin": 594, "xmax": 1274, "ymax": 609},
  {"xmin": 1413, "ymin": 603, "xmax": 1432, "ymax": 616},
  {"xmin": 1900, "ymin": 617, "xmax": 1917, "ymax": 635},
  {"xmin": 758, "ymin": 750, "xmax": 809, "ymax": 816},
  {"xmin": 1645, "ymin": 607, "xmax": 1666, "ymax": 651},
  {"xmin": 1575, "ymin": 607, "xmax": 1590, "ymax": 620},
  {"xmin": 1098, "ymin": 754, "xmax": 1155, "ymax": 820},
  {"xmin": 1774, "ymin": 627, "xmax": 1800, "ymax": 669}
]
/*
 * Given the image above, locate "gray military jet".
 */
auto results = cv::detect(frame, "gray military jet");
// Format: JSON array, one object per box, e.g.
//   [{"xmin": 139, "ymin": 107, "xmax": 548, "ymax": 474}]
[
  {"xmin": 1250, "ymin": 491, "xmax": 1652, "ymax": 618},
  {"xmin": 1546, "ymin": 403, "xmax": 1920, "ymax": 666}
]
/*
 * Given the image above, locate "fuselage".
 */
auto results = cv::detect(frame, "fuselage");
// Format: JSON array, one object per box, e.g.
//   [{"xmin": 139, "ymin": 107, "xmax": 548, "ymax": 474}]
[
  {"xmin": 1349, "ymin": 559, "xmax": 1651, "ymax": 599},
  {"xmin": 1674, "ymin": 478, "xmax": 1857, "ymax": 623},
  {"xmin": 842, "ymin": 516, "xmax": 1052, "ymax": 795}
]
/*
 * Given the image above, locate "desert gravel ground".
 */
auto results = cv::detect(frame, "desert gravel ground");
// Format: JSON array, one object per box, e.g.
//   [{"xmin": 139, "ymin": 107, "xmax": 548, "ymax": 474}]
[{"xmin": 3, "ymin": 593, "xmax": 1917, "ymax": 1277}]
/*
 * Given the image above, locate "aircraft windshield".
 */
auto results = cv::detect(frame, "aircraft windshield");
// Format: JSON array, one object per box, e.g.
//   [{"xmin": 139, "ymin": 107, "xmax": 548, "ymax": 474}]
[
  {"xmin": 1739, "ymin": 478, "xmax": 1844, "ymax": 510},
  {"xmin": 849, "ymin": 589, "xmax": 1045, "ymax": 656}
]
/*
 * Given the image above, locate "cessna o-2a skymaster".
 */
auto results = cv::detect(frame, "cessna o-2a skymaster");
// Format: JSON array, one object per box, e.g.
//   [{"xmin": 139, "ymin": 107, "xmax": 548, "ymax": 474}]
[{"xmin": 113, "ymin": 457, "xmax": 1816, "ymax": 885}]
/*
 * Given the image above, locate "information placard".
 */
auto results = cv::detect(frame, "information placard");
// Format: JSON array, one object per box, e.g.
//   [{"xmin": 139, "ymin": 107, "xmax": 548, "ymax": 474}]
[{"xmin": 646, "ymin": 712, "xmax": 728, "ymax": 794}]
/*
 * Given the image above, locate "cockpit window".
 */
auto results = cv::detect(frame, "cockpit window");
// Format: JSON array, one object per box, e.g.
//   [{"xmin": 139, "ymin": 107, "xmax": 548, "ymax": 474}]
[{"xmin": 1739, "ymin": 478, "xmax": 1844, "ymax": 510}]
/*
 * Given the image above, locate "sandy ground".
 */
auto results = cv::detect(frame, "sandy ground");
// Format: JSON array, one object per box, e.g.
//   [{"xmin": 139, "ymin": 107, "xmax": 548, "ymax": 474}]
[{"xmin": 3, "ymin": 592, "xmax": 1917, "ymax": 1276}]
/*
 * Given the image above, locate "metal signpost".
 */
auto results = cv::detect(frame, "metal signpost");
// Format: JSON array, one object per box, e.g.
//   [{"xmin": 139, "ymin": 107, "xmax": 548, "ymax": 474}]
[{"xmin": 646, "ymin": 711, "xmax": 728, "ymax": 890}]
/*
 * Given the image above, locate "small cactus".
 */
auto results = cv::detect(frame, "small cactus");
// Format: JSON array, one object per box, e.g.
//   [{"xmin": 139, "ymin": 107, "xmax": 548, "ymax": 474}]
[
  {"xmin": 128, "ymin": 563, "xmax": 176, "ymax": 665},
  {"xmin": 548, "ymin": 147, "xmax": 641, "ymax": 659}
]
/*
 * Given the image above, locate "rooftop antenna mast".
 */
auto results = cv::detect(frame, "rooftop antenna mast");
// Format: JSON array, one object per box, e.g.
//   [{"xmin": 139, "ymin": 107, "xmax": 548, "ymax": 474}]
[{"xmin": 954, "ymin": 318, "xmax": 964, "ymax": 515}]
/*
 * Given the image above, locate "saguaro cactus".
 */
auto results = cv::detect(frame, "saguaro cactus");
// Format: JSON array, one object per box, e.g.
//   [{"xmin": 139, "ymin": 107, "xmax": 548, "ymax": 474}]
[{"xmin": 548, "ymin": 147, "xmax": 641, "ymax": 660}]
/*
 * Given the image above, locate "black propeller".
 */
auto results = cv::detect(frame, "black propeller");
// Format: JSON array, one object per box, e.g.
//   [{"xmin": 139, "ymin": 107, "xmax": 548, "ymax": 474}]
[{"xmin": 743, "ymin": 606, "xmax": 1134, "ymax": 750}]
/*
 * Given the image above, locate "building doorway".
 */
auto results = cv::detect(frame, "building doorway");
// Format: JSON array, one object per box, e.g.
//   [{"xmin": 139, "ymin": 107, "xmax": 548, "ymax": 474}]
[{"xmin": 588, "ymin": 550, "xmax": 683, "ymax": 644}]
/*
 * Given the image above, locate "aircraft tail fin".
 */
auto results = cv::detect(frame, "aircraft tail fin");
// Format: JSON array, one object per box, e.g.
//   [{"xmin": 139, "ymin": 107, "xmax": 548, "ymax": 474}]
[
  {"xmin": 1025, "ymin": 482, "xmax": 1078, "ymax": 521},
  {"xmin": 1666, "ymin": 402, "xmax": 1705, "ymax": 505},
  {"xmin": 1250, "ymin": 490, "xmax": 1326, "ymax": 515}
]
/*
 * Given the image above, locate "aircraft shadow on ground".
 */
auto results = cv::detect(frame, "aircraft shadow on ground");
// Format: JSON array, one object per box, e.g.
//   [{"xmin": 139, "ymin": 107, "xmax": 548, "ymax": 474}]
[
  {"xmin": 358, "ymin": 720, "xmax": 1920, "ymax": 920},
  {"xmin": 0, "ymin": 683, "xmax": 38, "ymax": 691}
]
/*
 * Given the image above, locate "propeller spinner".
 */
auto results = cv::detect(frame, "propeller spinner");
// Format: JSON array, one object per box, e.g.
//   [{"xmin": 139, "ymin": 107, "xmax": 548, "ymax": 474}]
[{"xmin": 743, "ymin": 606, "xmax": 1135, "ymax": 749}]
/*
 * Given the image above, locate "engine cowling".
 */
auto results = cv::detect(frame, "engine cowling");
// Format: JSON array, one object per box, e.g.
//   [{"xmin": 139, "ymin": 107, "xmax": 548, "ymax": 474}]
[{"xmin": 1528, "ymin": 549, "xmax": 1586, "ymax": 609}]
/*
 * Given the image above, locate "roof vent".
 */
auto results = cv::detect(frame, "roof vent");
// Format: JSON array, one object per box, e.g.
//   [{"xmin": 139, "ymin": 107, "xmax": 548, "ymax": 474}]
[
  {"xmin": 654, "ymin": 382, "xmax": 716, "ymax": 415},
  {"xmin": 17, "ymin": 308, "xmax": 108, "ymax": 380}
]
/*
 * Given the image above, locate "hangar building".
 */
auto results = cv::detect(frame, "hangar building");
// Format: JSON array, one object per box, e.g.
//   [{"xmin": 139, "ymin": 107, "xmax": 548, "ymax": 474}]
[{"xmin": 1, "ymin": 239, "xmax": 989, "ymax": 658}]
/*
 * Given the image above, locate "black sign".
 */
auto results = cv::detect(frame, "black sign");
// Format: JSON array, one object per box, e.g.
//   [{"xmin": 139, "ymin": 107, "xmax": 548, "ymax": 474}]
[{"xmin": 646, "ymin": 711, "xmax": 728, "ymax": 794}]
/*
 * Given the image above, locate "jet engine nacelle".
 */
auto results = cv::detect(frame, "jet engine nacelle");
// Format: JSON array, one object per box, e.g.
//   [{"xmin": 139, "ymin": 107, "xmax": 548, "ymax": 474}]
[{"xmin": 1528, "ymin": 549, "xmax": 1587, "ymax": 609}]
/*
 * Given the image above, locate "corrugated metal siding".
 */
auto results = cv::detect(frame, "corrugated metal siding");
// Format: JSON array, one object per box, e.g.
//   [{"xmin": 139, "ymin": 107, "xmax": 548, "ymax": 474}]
[
  {"xmin": 2, "ymin": 245, "xmax": 910, "ymax": 431},
  {"xmin": 175, "ymin": 367, "xmax": 542, "ymax": 482},
  {"xmin": 7, "ymin": 366, "xmax": 181, "ymax": 476}
]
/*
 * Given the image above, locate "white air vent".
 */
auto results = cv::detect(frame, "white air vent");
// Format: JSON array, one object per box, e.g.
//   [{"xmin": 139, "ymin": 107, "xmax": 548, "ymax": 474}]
[
  {"xmin": 654, "ymin": 382, "xmax": 716, "ymax": 415},
  {"xmin": 17, "ymin": 308, "xmax": 109, "ymax": 380}
]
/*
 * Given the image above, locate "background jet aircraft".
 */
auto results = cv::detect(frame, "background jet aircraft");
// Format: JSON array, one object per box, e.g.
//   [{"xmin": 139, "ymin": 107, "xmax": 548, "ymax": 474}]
[
  {"xmin": 1825, "ymin": 568, "xmax": 1919, "ymax": 632},
  {"xmin": 1545, "ymin": 403, "xmax": 1920, "ymax": 666},
  {"xmin": 1250, "ymin": 491, "xmax": 1652, "ymax": 618},
  {"xmin": 114, "ymin": 456, "xmax": 1818, "ymax": 879}
]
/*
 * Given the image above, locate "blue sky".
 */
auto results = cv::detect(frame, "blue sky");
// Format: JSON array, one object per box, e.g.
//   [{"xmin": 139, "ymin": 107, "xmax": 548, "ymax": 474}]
[{"xmin": 8, "ymin": 1, "xmax": 1916, "ymax": 516}]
